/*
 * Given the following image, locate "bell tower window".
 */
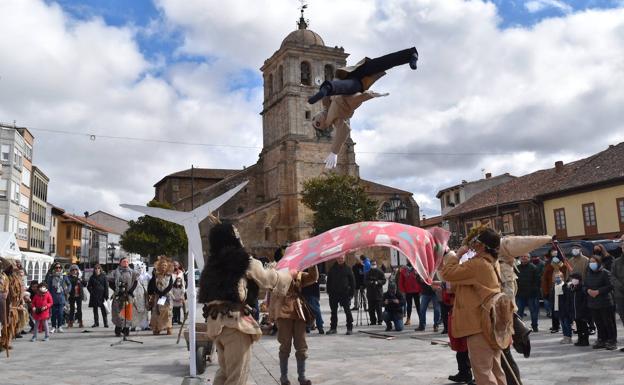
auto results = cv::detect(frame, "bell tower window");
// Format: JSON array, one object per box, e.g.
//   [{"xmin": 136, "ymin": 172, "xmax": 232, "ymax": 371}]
[
  {"xmin": 300, "ymin": 61, "xmax": 311, "ymax": 85},
  {"xmin": 278, "ymin": 65, "xmax": 284, "ymax": 90},
  {"xmin": 324, "ymin": 64, "xmax": 334, "ymax": 81},
  {"xmin": 268, "ymin": 73, "xmax": 274, "ymax": 96}
]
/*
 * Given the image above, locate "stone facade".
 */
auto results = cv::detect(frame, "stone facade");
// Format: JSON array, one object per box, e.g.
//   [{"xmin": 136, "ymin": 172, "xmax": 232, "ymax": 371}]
[{"xmin": 154, "ymin": 19, "xmax": 419, "ymax": 260}]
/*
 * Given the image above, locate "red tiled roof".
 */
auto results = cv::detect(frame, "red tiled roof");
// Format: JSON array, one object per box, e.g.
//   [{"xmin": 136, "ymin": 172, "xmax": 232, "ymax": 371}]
[
  {"xmin": 360, "ymin": 179, "xmax": 412, "ymax": 195},
  {"xmin": 421, "ymin": 215, "xmax": 443, "ymax": 227},
  {"xmin": 445, "ymin": 142, "xmax": 624, "ymax": 217},
  {"xmin": 61, "ymin": 213, "xmax": 116, "ymax": 234},
  {"xmin": 154, "ymin": 168, "xmax": 241, "ymax": 187}
]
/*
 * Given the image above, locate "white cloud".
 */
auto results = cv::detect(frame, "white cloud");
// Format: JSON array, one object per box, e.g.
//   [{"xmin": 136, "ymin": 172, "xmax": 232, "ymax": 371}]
[
  {"xmin": 525, "ymin": 0, "xmax": 573, "ymax": 14},
  {"xmin": 0, "ymin": 0, "xmax": 623, "ymax": 221}
]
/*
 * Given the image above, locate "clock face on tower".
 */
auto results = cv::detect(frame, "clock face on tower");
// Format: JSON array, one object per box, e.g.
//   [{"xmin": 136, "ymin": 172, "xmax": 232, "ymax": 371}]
[{"xmin": 314, "ymin": 76, "xmax": 323, "ymax": 86}]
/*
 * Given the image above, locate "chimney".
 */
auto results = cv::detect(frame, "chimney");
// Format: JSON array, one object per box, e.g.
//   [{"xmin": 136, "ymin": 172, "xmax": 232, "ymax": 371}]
[
  {"xmin": 84, "ymin": 211, "xmax": 89, "ymax": 218},
  {"xmin": 555, "ymin": 161, "xmax": 564, "ymax": 173},
  {"xmin": 485, "ymin": 173, "xmax": 492, "ymax": 179}
]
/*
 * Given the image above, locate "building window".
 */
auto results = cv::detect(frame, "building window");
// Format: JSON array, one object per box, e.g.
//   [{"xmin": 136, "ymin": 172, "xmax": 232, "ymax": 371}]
[
  {"xmin": 502, "ymin": 213, "xmax": 514, "ymax": 234},
  {"xmin": 454, "ymin": 192, "xmax": 460, "ymax": 205},
  {"xmin": 324, "ymin": 64, "xmax": 334, "ymax": 81},
  {"xmin": 582, "ymin": 203, "xmax": 597, "ymax": 235},
  {"xmin": 0, "ymin": 179, "xmax": 7, "ymax": 199},
  {"xmin": 300, "ymin": 61, "xmax": 311, "ymax": 85},
  {"xmin": 13, "ymin": 148, "xmax": 22, "ymax": 169},
  {"xmin": 278, "ymin": 65, "xmax": 284, "ymax": 89},
  {"xmin": 305, "ymin": 111, "xmax": 311, "ymax": 120},
  {"xmin": 1, "ymin": 145, "xmax": 9, "ymax": 162},
  {"xmin": 618, "ymin": 198, "xmax": 624, "ymax": 232},
  {"xmin": 554, "ymin": 208, "xmax": 567, "ymax": 239},
  {"xmin": 18, "ymin": 221, "xmax": 28, "ymax": 240},
  {"xmin": 66, "ymin": 226, "xmax": 71, "ymax": 239},
  {"xmin": 265, "ymin": 227, "xmax": 271, "ymax": 242}
]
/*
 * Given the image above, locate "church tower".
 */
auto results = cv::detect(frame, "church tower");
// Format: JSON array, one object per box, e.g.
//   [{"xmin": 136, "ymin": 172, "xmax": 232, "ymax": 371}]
[{"xmin": 257, "ymin": 11, "xmax": 359, "ymax": 241}]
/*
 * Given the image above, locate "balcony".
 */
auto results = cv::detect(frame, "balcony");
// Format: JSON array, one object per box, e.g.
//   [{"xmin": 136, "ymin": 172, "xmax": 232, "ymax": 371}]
[{"xmin": 19, "ymin": 205, "xmax": 29, "ymax": 214}]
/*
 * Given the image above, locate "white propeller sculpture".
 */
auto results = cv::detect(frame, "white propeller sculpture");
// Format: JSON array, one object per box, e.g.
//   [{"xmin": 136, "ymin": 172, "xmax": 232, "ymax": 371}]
[{"xmin": 121, "ymin": 180, "xmax": 248, "ymax": 378}]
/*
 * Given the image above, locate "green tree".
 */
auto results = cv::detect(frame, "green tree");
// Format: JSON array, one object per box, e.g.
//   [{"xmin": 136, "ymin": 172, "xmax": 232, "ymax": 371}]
[
  {"xmin": 301, "ymin": 173, "xmax": 379, "ymax": 235},
  {"xmin": 120, "ymin": 200, "xmax": 187, "ymax": 262}
]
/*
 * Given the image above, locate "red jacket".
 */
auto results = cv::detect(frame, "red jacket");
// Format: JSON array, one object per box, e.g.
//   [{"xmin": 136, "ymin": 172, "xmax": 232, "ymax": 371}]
[
  {"xmin": 31, "ymin": 291, "xmax": 53, "ymax": 321},
  {"xmin": 398, "ymin": 267, "xmax": 422, "ymax": 294}
]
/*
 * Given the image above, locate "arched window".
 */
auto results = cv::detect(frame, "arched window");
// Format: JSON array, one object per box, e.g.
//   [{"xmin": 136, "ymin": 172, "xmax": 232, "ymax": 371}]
[
  {"xmin": 268, "ymin": 73, "xmax": 274, "ymax": 96},
  {"xmin": 300, "ymin": 61, "xmax": 311, "ymax": 85},
  {"xmin": 34, "ymin": 261, "xmax": 40, "ymax": 281},
  {"xmin": 264, "ymin": 227, "xmax": 271, "ymax": 242},
  {"xmin": 324, "ymin": 64, "xmax": 334, "ymax": 81},
  {"xmin": 277, "ymin": 65, "xmax": 284, "ymax": 90}
]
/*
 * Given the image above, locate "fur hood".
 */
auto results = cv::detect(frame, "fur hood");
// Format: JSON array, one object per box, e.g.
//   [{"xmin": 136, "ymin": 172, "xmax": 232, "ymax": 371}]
[{"xmin": 198, "ymin": 246, "xmax": 250, "ymax": 304}]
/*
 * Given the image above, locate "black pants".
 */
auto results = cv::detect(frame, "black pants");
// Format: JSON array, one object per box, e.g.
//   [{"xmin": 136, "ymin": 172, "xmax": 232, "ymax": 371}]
[
  {"xmin": 575, "ymin": 318, "xmax": 589, "ymax": 343},
  {"xmin": 501, "ymin": 347, "xmax": 522, "ymax": 385},
  {"xmin": 551, "ymin": 311, "xmax": 560, "ymax": 331},
  {"xmin": 367, "ymin": 297, "xmax": 383, "ymax": 324},
  {"xmin": 173, "ymin": 306, "xmax": 182, "ymax": 324},
  {"xmin": 69, "ymin": 297, "xmax": 82, "ymax": 322},
  {"xmin": 329, "ymin": 295, "xmax": 353, "ymax": 330},
  {"xmin": 348, "ymin": 47, "xmax": 417, "ymax": 80},
  {"xmin": 456, "ymin": 351, "xmax": 471, "ymax": 376},
  {"xmin": 592, "ymin": 307, "xmax": 617, "ymax": 342},
  {"xmin": 405, "ymin": 292, "xmax": 421, "ymax": 322},
  {"xmin": 440, "ymin": 302, "xmax": 451, "ymax": 332},
  {"xmin": 92, "ymin": 305, "xmax": 108, "ymax": 326}
]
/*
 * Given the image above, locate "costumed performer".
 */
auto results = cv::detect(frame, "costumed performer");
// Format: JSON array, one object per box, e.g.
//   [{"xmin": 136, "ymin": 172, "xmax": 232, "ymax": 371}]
[
  {"xmin": 109, "ymin": 257, "xmax": 138, "ymax": 337},
  {"xmin": 308, "ymin": 47, "xmax": 418, "ymax": 168},
  {"xmin": 131, "ymin": 261, "xmax": 150, "ymax": 331},
  {"xmin": 269, "ymin": 266, "xmax": 319, "ymax": 385},
  {"xmin": 148, "ymin": 256, "xmax": 174, "ymax": 335},
  {"xmin": 199, "ymin": 223, "xmax": 294, "ymax": 385}
]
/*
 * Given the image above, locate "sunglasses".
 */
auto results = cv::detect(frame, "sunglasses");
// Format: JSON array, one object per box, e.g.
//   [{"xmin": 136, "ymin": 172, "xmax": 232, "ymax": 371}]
[{"xmin": 55, "ymin": 266, "xmax": 62, "ymax": 269}]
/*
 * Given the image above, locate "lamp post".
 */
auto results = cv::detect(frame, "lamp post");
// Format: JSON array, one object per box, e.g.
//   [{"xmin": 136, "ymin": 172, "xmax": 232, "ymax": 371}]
[{"xmin": 381, "ymin": 195, "xmax": 409, "ymax": 266}]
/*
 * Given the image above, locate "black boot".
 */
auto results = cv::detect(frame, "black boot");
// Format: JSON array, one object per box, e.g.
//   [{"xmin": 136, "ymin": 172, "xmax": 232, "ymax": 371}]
[
  {"xmin": 123, "ymin": 327, "xmax": 130, "ymax": 337},
  {"xmin": 115, "ymin": 326, "xmax": 122, "ymax": 337},
  {"xmin": 297, "ymin": 357, "xmax": 312, "ymax": 385},
  {"xmin": 409, "ymin": 50, "xmax": 419, "ymax": 70},
  {"xmin": 279, "ymin": 356, "xmax": 290, "ymax": 385},
  {"xmin": 448, "ymin": 372, "xmax": 472, "ymax": 383}
]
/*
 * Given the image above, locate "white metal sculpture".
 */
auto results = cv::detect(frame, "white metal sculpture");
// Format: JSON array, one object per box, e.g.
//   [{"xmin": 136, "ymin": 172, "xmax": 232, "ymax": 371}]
[{"xmin": 121, "ymin": 180, "xmax": 248, "ymax": 378}]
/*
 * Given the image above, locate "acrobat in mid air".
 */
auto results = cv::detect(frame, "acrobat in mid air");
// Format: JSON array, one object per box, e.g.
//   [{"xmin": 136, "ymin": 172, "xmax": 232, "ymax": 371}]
[{"xmin": 309, "ymin": 47, "xmax": 418, "ymax": 168}]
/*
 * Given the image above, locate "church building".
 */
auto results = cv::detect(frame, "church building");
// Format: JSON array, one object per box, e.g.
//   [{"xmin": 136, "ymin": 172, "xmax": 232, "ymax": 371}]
[{"xmin": 153, "ymin": 15, "xmax": 420, "ymax": 259}]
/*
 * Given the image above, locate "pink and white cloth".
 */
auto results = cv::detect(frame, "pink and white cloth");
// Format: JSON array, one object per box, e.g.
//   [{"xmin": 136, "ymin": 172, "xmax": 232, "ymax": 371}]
[{"xmin": 276, "ymin": 222, "xmax": 450, "ymax": 285}]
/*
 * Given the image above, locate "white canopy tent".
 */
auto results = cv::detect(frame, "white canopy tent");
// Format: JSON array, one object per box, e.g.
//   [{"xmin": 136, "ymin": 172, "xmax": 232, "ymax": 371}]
[
  {"xmin": 0, "ymin": 232, "xmax": 22, "ymax": 260},
  {"xmin": 22, "ymin": 251, "xmax": 54, "ymax": 283}
]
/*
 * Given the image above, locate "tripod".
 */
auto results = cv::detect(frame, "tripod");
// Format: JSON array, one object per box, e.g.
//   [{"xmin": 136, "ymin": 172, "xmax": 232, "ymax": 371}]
[
  {"xmin": 355, "ymin": 288, "xmax": 369, "ymax": 326},
  {"xmin": 111, "ymin": 294, "xmax": 143, "ymax": 346}
]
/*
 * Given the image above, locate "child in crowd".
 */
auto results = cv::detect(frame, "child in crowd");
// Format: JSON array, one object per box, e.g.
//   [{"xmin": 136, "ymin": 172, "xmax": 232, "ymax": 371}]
[
  {"xmin": 382, "ymin": 282, "xmax": 406, "ymax": 332},
  {"xmin": 171, "ymin": 277, "xmax": 185, "ymax": 325},
  {"xmin": 30, "ymin": 282, "xmax": 53, "ymax": 342},
  {"xmin": 565, "ymin": 273, "xmax": 590, "ymax": 346},
  {"xmin": 553, "ymin": 272, "xmax": 573, "ymax": 344}
]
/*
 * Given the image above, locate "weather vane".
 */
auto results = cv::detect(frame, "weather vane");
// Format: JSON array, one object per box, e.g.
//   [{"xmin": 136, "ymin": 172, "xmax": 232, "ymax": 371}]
[{"xmin": 297, "ymin": 0, "xmax": 309, "ymax": 29}]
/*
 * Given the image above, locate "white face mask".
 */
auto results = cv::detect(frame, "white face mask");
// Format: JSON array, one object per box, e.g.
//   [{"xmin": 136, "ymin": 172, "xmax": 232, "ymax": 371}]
[
  {"xmin": 551, "ymin": 251, "xmax": 558, "ymax": 257},
  {"xmin": 571, "ymin": 279, "xmax": 580, "ymax": 285},
  {"xmin": 572, "ymin": 248, "xmax": 580, "ymax": 256}
]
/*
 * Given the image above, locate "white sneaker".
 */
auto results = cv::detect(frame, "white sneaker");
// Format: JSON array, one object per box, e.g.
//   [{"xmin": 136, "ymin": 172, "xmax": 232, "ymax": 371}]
[
  {"xmin": 50, "ymin": 328, "xmax": 56, "ymax": 334},
  {"xmin": 57, "ymin": 327, "xmax": 64, "ymax": 333}
]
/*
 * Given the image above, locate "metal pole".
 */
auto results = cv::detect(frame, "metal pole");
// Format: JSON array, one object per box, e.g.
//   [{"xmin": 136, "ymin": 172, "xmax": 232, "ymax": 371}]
[{"xmin": 187, "ymin": 246, "xmax": 197, "ymax": 377}]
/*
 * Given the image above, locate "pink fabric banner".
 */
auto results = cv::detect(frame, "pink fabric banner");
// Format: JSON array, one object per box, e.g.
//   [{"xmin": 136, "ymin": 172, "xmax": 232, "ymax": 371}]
[{"xmin": 276, "ymin": 222, "xmax": 451, "ymax": 285}]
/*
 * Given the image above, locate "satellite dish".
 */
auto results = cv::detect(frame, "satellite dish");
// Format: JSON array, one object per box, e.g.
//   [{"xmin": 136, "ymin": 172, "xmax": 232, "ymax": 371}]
[{"xmin": 314, "ymin": 76, "xmax": 323, "ymax": 86}]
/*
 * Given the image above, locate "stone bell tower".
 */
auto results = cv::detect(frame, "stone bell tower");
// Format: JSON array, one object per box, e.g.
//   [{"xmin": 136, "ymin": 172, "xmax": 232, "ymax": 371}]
[{"xmin": 257, "ymin": 11, "xmax": 360, "ymax": 242}]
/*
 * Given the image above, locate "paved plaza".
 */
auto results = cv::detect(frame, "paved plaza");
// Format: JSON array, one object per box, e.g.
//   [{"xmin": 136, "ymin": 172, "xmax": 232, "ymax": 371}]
[{"xmin": 2, "ymin": 294, "xmax": 623, "ymax": 385}]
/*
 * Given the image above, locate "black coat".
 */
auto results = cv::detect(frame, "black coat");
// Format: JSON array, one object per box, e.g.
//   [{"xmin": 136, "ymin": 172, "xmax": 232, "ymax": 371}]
[
  {"xmin": 583, "ymin": 268, "xmax": 613, "ymax": 309},
  {"xmin": 68, "ymin": 275, "xmax": 86, "ymax": 300},
  {"xmin": 352, "ymin": 263, "xmax": 364, "ymax": 289},
  {"xmin": 301, "ymin": 281, "xmax": 320, "ymax": 299},
  {"xmin": 87, "ymin": 273, "xmax": 109, "ymax": 307},
  {"xmin": 563, "ymin": 283, "xmax": 590, "ymax": 321},
  {"xmin": 326, "ymin": 263, "xmax": 355, "ymax": 299},
  {"xmin": 365, "ymin": 268, "xmax": 386, "ymax": 301},
  {"xmin": 383, "ymin": 291, "xmax": 405, "ymax": 317},
  {"xmin": 516, "ymin": 263, "xmax": 540, "ymax": 298}
]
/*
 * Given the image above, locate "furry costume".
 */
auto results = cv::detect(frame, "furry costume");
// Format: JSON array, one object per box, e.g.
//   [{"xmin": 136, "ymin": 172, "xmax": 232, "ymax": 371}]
[
  {"xmin": 309, "ymin": 47, "xmax": 418, "ymax": 168},
  {"xmin": 148, "ymin": 256, "xmax": 174, "ymax": 335},
  {"xmin": 132, "ymin": 261, "xmax": 150, "ymax": 330},
  {"xmin": 199, "ymin": 223, "xmax": 292, "ymax": 385},
  {"xmin": 110, "ymin": 263, "xmax": 138, "ymax": 335},
  {"xmin": 0, "ymin": 258, "xmax": 10, "ymax": 351}
]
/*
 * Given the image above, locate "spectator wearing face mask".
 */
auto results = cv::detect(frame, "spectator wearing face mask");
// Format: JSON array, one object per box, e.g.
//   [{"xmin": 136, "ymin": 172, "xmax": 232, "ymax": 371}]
[
  {"xmin": 564, "ymin": 273, "xmax": 590, "ymax": 346},
  {"xmin": 585, "ymin": 255, "xmax": 617, "ymax": 350},
  {"xmin": 552, "ymin": 272, "xmax": 572, "ymax": 344},
  {"xmin": 569, "ymin": 243, "xmax": 589, "ymax": 281},
  {"xmin": 542, "ymin": 249, "xmax": 568, "ymax": 333},
  {"xmin": 516, "ymin": 254, "xmax": 541, "ymax": 332},
  {"xmin": 593, "ymin": 244, "xmax": 613, "ymax": 272}
]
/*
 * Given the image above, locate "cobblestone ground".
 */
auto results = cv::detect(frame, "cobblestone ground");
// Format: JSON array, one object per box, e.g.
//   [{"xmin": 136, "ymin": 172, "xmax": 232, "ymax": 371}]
[{"xmin": 2, "ymin": 294, "xmax": 623, "ymax": 385}]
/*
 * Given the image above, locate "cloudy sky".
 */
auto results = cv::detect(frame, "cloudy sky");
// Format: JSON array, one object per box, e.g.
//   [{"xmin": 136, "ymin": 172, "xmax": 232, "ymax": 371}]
[{"xmin": 1, "ymin": 0, "xmax": 623, "ymax": 220}]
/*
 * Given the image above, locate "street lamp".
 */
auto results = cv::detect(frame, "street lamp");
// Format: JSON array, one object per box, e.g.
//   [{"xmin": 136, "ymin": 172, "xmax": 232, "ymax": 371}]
[
  {"xmin": 397, "ymin": 202, "xmax": 408, "ymax": 222},
  {"xmin": 390, "ymin": 193, "xmax": 401, "ymax": 211},
  {"xmin": 107, "ymin": 244, "xmax": 116, "ymax": 271}
]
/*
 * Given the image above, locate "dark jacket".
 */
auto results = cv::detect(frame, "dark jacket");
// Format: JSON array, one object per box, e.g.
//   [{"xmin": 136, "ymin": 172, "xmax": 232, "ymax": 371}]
[
  {"xmin": 301, "ymin": 281, "xmax": 320, "ymax": 299},
  {"xmin": 68, "ymin": 275, "xmax": 85, "ymax": 300},
  {"xmin": 148, "ymin": 275, "xmax": 173, "ymax": 297},
  {"xmin": 87, "ymin": 273, "xmax": 109, "ymax": 307},
  {"xmin": 326, "ymin": 262, "xmax": 355, "ymax": 299},
  {"xmin": 383, "ymin": 290, "xmax": 405, "ymax": 317},
  {"xmin": 516, "ymin": 263, "xmax": 540, "ymax": 298},
  {"xmin": 352, "ymin": 263, "xmax": 364, "ymax": 289},
  {"xmin": 583, "ymin": 267, "xmax": 613, "ymax": 309},
  {"xmin": 611, "ymin": 256, "xmax": 624, "ymax": 300},
  {"xmin": 563, "ymin": 282, "xmax": 590, "ymax": 321},
  {"xmin": 365, "ymin": 267, "xmax": 386, "ymax": 301}
]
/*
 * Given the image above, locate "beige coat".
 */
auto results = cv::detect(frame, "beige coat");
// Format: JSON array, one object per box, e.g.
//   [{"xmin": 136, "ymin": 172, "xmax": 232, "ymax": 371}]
[
  {"xmin": 568, "ymin": 254, "xmax": 589, "ymax": 280},
  {"xmin": 205, "ymin": 258, "xmax": 291, "ymax": 342},
  {"xmin": 269, "ymin": 266, "xmax": 319, "ymax": 321},
  {"xmin": 440, "ymin": 253, "xmax": 501, "ymax": 338}
]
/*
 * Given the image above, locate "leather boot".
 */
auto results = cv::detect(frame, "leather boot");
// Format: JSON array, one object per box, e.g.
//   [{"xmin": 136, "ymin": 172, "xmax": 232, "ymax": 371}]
[
  {"xmin": 79, "ymin": 321, "xmax": 84, "ymax": 328},
  {"xmin": 123, "ymin": 327, "xmax": 130, "ymax": 337},
  {"xmin": 115, "ymin": 326, "xmax": 122, "ymax": 337},
  {"xmin": 68, "ymin": 320, "xmax": 74, "ymax": 328},
  {"xmin": 297, "ymin": 357, "xmax": 311, "ymax": 385},
  {"xmin": 279, "ymin": 356, "xmax": 290, "ymax": 385}
]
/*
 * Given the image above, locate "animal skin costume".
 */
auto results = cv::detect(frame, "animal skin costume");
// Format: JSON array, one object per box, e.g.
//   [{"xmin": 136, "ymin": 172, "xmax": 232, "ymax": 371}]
[
  {"xmin": 148, "ymin": 256, "xmax": 174, "ymax": 335},
  {"xmin": 132, "ymin": 261, "xmax": 150, "ymax": 330},
  {"xmin": 199, "ymin": 223, "xmax": 292, "ymax": 385},
  {"xmin": 309, "ymin": 47, "xmax": 418, "ymax": 168},
  {"xmin": 109, "ymin": 262, "xmax": 138, "ymax": 337}
]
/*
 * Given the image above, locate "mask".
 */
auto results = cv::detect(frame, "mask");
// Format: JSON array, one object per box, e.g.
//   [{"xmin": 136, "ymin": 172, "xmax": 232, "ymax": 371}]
[
  {"xmin": 555, "ymin": 277, "xmax": 562, "ymax": 284},
  {"xmin": 39, "ymin": 288, "xmax": 48, "ymax": 293},
  {"xmin": 572, "ymin": 249, "xmax": 580, "ymax": 256},
  {"xmin": 551, "ymin": 251, "xmax": 558, "ymax": 257},
  {"xmin": 552, "ymin": 257, "xmax": 560, "ymax": 264},
  {"xmin": 589, "ymin": 262, "xmax": 599, "ymax": 271},
  {"xmin": 593, "ymin": 249, "xmax": 601, "ymax": 255},
  {"xmin": 571, "ymin": 279, "xmax": 580, "ymax": 285},
  {"xmin": 516, "ymin": 259, "xmax": 521, "ymax": 266}
]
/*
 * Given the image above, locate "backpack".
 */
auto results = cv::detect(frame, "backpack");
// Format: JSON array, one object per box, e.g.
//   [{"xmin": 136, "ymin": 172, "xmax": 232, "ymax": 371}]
[{"xmin": 480, "ymin": 263, "xmax": 515, "ymax": 350}]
